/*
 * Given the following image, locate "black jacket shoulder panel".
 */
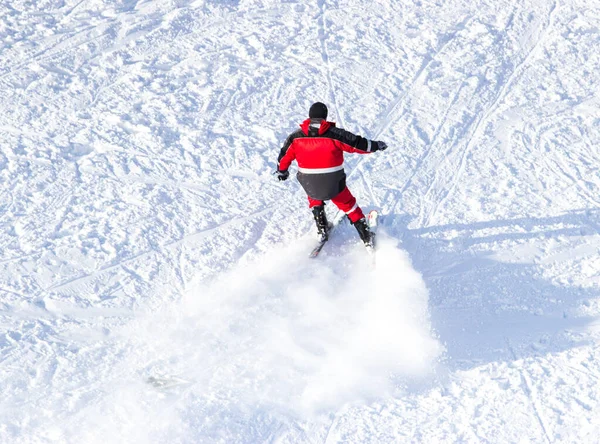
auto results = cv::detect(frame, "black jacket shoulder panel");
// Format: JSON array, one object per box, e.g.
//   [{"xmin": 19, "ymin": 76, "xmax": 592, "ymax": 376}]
[
  {"xmin": 326, "ymin": 126, "xmax": 370, "ymax": 151},
  {"xmin": 278, "ymin": 128, "xmax": 304, "ymax": 163}
]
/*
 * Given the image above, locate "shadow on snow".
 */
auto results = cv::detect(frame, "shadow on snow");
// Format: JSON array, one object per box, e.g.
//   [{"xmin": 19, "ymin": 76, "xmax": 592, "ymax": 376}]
[{"xmin": 386, "ymin": 208, "xmax": 600, "ymax": 371}]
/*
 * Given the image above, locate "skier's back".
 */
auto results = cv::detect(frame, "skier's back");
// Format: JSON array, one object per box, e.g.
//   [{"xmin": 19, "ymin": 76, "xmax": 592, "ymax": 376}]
[{"xmin": 276, "ymin": 102, "xmax": 387, "ymax": 246}]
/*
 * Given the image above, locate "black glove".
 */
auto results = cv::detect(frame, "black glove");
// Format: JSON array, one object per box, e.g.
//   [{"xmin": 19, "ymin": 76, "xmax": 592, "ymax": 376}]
[
  {"xmin": 275, "ymin": 169, "xmax": 289, "ymax": 181},
  {"xmin": 374, "ymin": 141, "xmax": 388, "ymax": 151}
]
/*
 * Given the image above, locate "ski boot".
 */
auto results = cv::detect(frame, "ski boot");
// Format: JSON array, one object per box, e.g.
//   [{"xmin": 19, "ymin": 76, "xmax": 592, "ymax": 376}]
[
  {"xmin": 352, "ymin": 217, "xmax": 374, "ymax": 249},
  {"xmin": 312, "ymin": 205, "xmax": 329, "ymax": 242}
]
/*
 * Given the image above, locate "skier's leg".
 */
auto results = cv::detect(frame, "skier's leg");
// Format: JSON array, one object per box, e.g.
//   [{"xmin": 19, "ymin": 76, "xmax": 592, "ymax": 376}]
[
  {"xmin": 331, "ymin": 188, "xmax": 373, "ymax": 246},
  {"xmin": 352, "ymin": 217, "xmax": 374, "ymax": 247},
  {"xmin": 308, "ymin": 196, "xmax": 324, "ymax": 208},
  {"xmin": 330, "ymin": 187, "xmax": 364, "ymax": 223},
  {"xmin": 308, "ymin": 196, "xmax": 329, "ymax": 241}
]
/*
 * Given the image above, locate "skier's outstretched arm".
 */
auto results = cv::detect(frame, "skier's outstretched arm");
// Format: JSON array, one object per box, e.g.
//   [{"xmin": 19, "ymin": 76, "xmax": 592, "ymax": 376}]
[{"xmin": 328, "ymin": 127, "xmax": 387, "ymax": 154}]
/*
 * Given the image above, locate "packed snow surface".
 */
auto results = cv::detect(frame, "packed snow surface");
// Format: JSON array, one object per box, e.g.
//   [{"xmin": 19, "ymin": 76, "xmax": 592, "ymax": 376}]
[{"xmin": 1, "ymin": 0, "xmax": 600, "ymax": 442}]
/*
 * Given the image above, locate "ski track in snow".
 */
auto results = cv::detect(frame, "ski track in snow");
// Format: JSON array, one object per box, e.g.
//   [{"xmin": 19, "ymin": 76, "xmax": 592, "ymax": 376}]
[
  {"xmin": 2, "ymin": 0, "xmax": 600, "ymax": 442},
  {"xmin": 423, "ymin": 0, "xmax": 560, "ymax": 228}
]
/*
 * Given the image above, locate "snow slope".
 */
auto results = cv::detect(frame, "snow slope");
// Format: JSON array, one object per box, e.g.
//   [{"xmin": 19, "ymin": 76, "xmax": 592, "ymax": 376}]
[{"xmin": 1, "ymin": 0, "xmax": 600, "ymax": 442}]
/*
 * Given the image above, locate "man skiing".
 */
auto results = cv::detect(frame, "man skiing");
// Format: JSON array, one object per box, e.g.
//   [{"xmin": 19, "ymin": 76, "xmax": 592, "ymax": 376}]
[{"xmin": 275, "ymin": 102, "xmax": 388, "ymax": 247}]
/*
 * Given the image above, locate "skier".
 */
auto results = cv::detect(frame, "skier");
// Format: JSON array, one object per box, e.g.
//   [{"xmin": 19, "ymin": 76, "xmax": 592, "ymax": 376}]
[{"xmin": 275, "ymin": 102, "xmax": 388, "ymax": 247}]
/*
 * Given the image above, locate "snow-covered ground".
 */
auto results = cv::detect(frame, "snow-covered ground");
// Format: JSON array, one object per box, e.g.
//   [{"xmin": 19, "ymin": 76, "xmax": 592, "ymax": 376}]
[{"xmin": 1, "ymin": 0, "xmax": 600, "ymax": 442}]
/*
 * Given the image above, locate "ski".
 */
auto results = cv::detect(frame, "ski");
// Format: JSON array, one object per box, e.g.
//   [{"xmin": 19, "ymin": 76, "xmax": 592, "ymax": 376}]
[
  {"xmin": 308, "ymin": 212, "xmax": 347, "ymax": 258},
  {"xmin": 367, "ymin": 210, "xmax": 378, "ymax": 242},
  {"xmin": 309, "ymin": 236, "xmax": 328, "ymax": 259},
  {"xmin": 365, "ymin": 210, "xmax": 379, "ymax": 259}
]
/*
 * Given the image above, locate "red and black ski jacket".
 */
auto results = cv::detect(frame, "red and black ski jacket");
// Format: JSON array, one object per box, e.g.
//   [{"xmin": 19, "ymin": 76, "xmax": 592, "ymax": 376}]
[{"xmin": 277, "ymin": 118, "xmax": 380, "ymax": 200}]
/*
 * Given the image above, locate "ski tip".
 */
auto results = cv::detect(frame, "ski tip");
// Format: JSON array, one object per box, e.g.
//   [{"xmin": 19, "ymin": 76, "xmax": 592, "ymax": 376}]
[{"xmin": 367, "ymin": 210, "xmax": 379, "ymax": 228}]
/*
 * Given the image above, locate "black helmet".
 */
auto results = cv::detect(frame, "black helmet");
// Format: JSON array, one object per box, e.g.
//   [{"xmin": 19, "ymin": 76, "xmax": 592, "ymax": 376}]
[{"xmin": 309, "ymin": 102, "xmax": 328, "ymax": 119}]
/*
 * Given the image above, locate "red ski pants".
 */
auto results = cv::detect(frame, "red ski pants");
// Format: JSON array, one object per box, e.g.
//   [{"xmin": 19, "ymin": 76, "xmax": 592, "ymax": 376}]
[{"xmin": 308, "ymin": 187, "xmax": 364, "ymax": 223}]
